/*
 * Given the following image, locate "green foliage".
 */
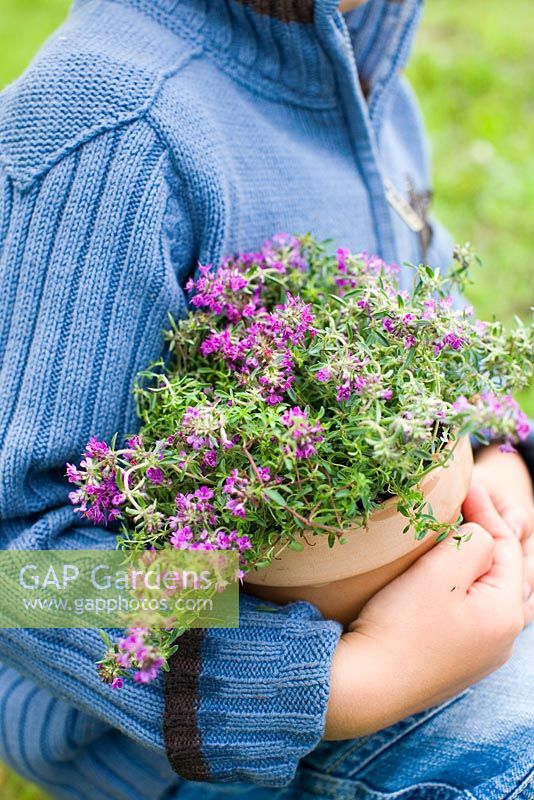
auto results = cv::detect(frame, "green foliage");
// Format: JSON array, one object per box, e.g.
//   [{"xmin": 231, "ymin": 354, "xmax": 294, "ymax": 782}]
[
  {"xmin": 0, "ymin": 765, "xmax": 49, "ymax": 799},
  {"xmin": 407, "ymin": 0, "xmax": 534, "ymax": 413},
  {"xmin": 0, "ymin": 0, "xmax": 68, "ymax": 91},
  {"xmin": 127, "ymin": 239, "xmax": 530, "ymax": 559}
]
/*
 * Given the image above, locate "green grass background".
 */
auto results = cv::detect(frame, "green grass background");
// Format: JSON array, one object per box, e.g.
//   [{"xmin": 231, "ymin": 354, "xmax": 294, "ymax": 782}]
[{"xmin": 0, "ymin": 1, "xmax": 532, "ymax": 796}]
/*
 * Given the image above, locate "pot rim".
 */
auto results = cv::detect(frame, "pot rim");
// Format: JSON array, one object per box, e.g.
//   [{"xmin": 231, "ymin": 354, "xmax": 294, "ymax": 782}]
[
  {"xmin": 364, "ymin": 433, "xmax": 462, "ymax": 523},
  {"xmin": 245, "ymin": 434, "xmax": 473, "ymax": 587}
]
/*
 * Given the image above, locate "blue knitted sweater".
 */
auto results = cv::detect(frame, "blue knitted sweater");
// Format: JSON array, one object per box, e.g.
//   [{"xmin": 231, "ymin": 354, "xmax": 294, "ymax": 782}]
[{"xmin": 0, "ymin": 0, "xmax": 459, "ymax": 796}]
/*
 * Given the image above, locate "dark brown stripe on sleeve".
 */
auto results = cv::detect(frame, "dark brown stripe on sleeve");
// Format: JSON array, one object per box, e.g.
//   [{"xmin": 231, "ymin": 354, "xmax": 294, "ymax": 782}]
[{"xmin": 163, "ymin": 629, "xmax": 211, "ymax": 781}]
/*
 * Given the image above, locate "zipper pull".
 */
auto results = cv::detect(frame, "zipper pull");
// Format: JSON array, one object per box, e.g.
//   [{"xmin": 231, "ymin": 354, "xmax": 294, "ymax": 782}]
[{"xmin": 383, "ymin": 178, "xmax": 425, "ymax": 233}]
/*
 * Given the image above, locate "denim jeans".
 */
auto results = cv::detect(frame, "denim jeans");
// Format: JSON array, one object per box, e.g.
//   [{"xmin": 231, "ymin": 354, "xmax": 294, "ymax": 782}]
[{"xmin": 180, "ymin": 622, "xmax": 534, "ymax": 800}]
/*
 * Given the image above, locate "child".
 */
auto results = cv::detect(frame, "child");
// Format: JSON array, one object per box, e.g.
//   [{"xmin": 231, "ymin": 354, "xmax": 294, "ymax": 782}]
[{"xmin": 0, "ymin": 0, "xmax": 532, "ymax": 797}]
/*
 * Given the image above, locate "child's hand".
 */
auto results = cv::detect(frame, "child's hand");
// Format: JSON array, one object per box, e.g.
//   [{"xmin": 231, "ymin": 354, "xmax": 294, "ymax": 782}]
[
  {"xmin": 324, "ymin": 484, "xmax": 526, "ymax": 740},
  {"xmin": 471, "ymin": 443, "xmax": 534, "ymax": 543},
  {"xmin": 470, "ymin": 444, "xmax": 534, "ymax": 610}
]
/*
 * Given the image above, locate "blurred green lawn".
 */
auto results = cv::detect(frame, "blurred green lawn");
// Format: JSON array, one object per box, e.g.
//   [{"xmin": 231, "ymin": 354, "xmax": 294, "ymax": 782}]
[{"xmin": 0, "ymin": 1, "xmax": 532, "ymax": 797}]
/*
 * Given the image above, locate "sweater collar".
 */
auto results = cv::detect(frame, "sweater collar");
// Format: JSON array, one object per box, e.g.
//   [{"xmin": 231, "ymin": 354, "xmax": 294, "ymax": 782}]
[{"xmin": 75, "ymin": 0, "xmax": 422, "ymax": 108}]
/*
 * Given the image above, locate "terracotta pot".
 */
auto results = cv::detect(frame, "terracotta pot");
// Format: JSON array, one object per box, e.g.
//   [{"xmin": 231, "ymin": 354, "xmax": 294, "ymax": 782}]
[{"xmin": 245, "ymin": 436, "xmax": 474, "ymax": 625}]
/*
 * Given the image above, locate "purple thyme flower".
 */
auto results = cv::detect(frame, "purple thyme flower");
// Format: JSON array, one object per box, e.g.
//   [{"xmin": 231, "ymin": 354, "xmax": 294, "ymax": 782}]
[
  {"xmin": 85, "ymin": 437, "xmax": 109, "ymax": 459},
  {"xmin": 119, "ymin": 631, "xmax": 146, "ymax": 653},
  {"xmin": 173, "ymin": 487, "xmax": 218, "ymax": 529},
  {"xmin": 281, "ymin": 406, "xmax": 324, "ymax": 460},
  {"xmin": 116, "ymin": 652, "xmax": 131, "ymax": 669},
  {"xmin": 499, "ymin": 441, "xmax": 517, "ymax": 453},
  {"xmin": 452, "ymin": 395, "xmax": 470, "ymax": 413},
  {"xmin": 133, "ymin": 656, "xmax": 164, "ymax": 685},
  {"xmin": 65, "ymin": 463, "xmax": 82, "ymax": 484},
  {"xmin": 336, "ymin": 383, "xmax": 352, "ymax": 402},
  {"xmin": 262, "ymin": 233, "xmax": 306, "ymax": 273},
  {"xmin": 146, "ymin": 467, "xmax": 164, "ymax": 485},
  {"xmin": 187, "ymin": 258, "xmax": 264, "ymax": 323},
  {"xmin": 202, "ymin": 449, "xmax": 218, "ymax": 468},
  {"xmin": 336, "ymin": 247, "xmax": 351, "ymax": 274},
  {"xmin": 226, "ymin": 498, "xmax": 247, "ymax": 519},
  {"xmin": 435, "ymin": 331, "xmax": 465, "ymax": 354},
  {"xmin": 353, "ymin": 375, "xmax": 368, "ymax": 393},
  {"xmin": 270, "ymin": 293, "xmax": 315, "ymax": 346},
  {"xmin": 422, "ymin": 299, "xmax": 436, "ymax": 319},
  {"xmin": 316, "ymin": 368, "xmax": 331, "ymax": 383},
  {"xmin": 70, "ymin": 469, "xmax": 124, "ymax": 526},
  {"xmin": 181, "ymin": 404, "xmax": 225, "ymax": 451},
  {"xmin": 358, "ymin": 251, "xmax": 399, "ymax": 277},
  {"xmin": 124, "ymin": 434, "xmax": 144, "ymax": 463},
  {"xmin": 382, "ymin": 317, "xmax": 396, "ymax": 335},
  {"xmin": 452, "ymin": 392, "xmax": 531, "ymax": 451},
  {"xmin": 336, "ymin": 249, "xmax": 399, "ymax": 293},
  {"xmin": 169, "ymin": 525, "xmax": 193, "ymax": 548},
  {"xmin": 215, "ymin": 529, "xmax": 252, "ymax": 552},
  {"xmin": 223, "ymin": 469, "xmax": 251, "ymax": 519}
]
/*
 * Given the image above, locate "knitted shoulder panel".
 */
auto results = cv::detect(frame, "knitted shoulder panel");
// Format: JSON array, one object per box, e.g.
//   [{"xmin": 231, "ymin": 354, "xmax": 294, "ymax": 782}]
[{"xmin": 0, "ymin": 1, "xmax": 199, "ymax": 187}]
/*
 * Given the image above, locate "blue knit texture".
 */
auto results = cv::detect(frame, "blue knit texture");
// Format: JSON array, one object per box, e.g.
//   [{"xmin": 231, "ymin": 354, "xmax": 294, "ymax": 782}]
[
  {"xmin": 0, "ymin": 0, "xmax": 456, "ymax": 793},
  {"xmin": 195, "ymin": 597, "xmax": 341, "ymax": 786}
]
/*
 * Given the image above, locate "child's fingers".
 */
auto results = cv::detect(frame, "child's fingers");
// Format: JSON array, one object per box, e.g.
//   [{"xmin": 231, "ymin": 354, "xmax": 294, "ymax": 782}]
[
  {"xmin": 462, "ymin": 483, "xmax": 514, "ymax": 541},
  {"xmin": 501, "ymin": 505, "xmax": 534, "ymax": 542},
  {"xmin": 464, "ymin": 483, "xmax": 524, "ymax": 592}
]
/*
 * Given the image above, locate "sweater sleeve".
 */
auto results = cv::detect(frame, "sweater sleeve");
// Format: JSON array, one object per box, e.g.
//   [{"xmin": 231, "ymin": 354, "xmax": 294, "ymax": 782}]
[
  {"xmin": 0, "ymin": 119, "xmax": 191, "ymax": 753},
  {"xmin": 0, "ymin": 119, "xmax": 342, "ymax": 784},
  {"xmin": 164, "ymin": 595, "xmax": 341, "ymax": 787}
]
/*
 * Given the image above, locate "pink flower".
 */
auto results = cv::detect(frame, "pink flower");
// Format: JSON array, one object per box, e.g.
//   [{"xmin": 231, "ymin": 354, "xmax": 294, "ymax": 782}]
[
  {"xmin": 336, "ymin": 383, "xmax": 352, "ymax": 402},
  {"xmin": 146, "ymin": 467, "xmax": 164, "ymax": 485},
  {"xmin": 336, "ymin": 247, "xmax": 351, "ymax": 273},
  {"xmin": 226, "ymin": 498, "xmax": 246, "ymax": 519},
  {"xmin": 382, "ymin": 317, "xmax": 396, "ymax": 334},
  {"xmin": 202, "ymin": 450, "xmax": 218, "ymax": 468},
  {"xmin": 65, "ymin": 463, "xmax": 82, "ymax": 484},
  {"xmin": 281, "ymin": 406, "xmax": 324, "ymax": 460},
  {"xmin": 84, "ymin": 437, "xmax": 109, "ymax": 459}
]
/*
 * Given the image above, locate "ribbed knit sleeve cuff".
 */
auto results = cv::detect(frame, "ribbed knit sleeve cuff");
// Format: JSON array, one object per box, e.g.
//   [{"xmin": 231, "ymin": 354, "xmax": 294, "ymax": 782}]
[{"xmin": 163, "ymin": 595, "xmax": 342, "ymax": 787}]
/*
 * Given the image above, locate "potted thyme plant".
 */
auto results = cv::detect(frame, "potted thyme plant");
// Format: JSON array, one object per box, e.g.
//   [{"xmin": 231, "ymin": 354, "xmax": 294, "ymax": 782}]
[{"xmin": 67, "ymin": 234, "xmax": 533, "ymax": 687}]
